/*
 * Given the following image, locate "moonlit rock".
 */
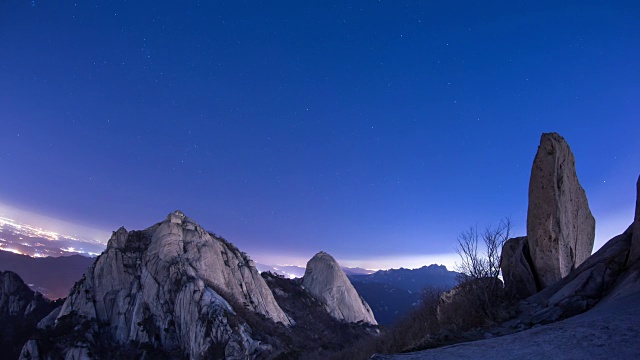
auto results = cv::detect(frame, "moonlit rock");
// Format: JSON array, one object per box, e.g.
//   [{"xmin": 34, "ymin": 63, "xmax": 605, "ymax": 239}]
[
  {"xmin": 527, "ymin": 132, "xmax": 595, "ymax": 288},
  {"xmin": 301, "ymin": 251, "xmax": 377, "ymax": 325},
  {"xmin": 23, "ymin": 211, "xmax": 290, "ymax": 359}
]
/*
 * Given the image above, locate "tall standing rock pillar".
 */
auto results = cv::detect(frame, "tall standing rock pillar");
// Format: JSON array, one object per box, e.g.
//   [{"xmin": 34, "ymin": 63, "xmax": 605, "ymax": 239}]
[{"xmin": 527, "ymin": 133, "xmax": 596, "ymax": 289}]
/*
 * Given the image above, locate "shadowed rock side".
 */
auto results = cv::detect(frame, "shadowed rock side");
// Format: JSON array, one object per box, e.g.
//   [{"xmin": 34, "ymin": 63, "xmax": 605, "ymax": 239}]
[
  {"xmin": 0, "ymin": 271, "xmax": 60, "ymax": 360},
  {"xmin": 527, "ymin": 132, "xmax": 595, "ymax": 289},
  {"xmin": 20, "ymin": 211, "xmax": 291, "ymax": 360},
  {"xmin": 500, "ymin": 236, "xmax": 538, "ymax": 299},
  {"xmin": 630, "ymin": 176, "xmax": 640, "ymax": 263},
  {"xmin": 302, "ymin": 251, "xmax": 378, "ymax": 325}
]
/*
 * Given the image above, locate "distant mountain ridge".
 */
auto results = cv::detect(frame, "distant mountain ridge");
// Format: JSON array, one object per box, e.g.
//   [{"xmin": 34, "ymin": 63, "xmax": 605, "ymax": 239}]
[
  {"xmin": 0, "ymin": 249, "xmax": 94, "ymax": 299},
  {"xmin": 256, "ymin": 263, "xmax": 374, "ymax": 278},
  {"xmin": 349, "ymin": 264, "xmax": 459, "ymax": 325},
  {"xmin": 349, "ymin": 264, "xmax": 458, "ymax": 293}
]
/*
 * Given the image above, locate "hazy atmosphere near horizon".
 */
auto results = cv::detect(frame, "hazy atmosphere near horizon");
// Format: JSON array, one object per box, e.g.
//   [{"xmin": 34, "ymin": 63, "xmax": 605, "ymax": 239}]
[{"xmin": 0, "ymin": 1, "xmax": 638, "ymax": 269}]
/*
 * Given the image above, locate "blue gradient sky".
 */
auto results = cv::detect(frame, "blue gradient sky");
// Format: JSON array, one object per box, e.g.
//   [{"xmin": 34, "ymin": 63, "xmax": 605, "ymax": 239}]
[{"xmin": 0, "ymin": 1, "xmax": 638, "ymax": 269}]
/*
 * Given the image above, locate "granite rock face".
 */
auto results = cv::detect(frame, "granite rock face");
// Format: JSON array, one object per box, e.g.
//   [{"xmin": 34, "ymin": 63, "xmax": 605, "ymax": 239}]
[
  {"xmin": 20, "ymin": 211, "xmax": 290, "ymax": 360},
  {"xmin": 302, "ymin": 252, "xmax": 377, "ymax": 325},
  {"xmin": 500, "ymin": 236, "xmax": 538, "ymax": 299},
  {"xmin": 527, "ymin": 132, "xmax": 595, "ymax": 288}
]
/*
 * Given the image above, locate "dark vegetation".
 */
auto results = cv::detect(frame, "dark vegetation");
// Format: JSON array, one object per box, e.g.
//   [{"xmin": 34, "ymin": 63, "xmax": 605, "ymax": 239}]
[
  {"xmin": 0, "ymin": 296, "xmax": 63, "ymax": 360},
  {"xmin": 26, "ymin": 311, "xmax": 183, "ymax": 360},
  {"xmin": 447, "ymin": 218, "xmax": 515, "ymax": 327}
]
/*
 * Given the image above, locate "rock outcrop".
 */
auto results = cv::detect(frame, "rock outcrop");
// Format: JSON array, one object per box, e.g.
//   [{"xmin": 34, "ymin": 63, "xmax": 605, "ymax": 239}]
[
  {"xmin": 527, "ymin": 132, "xmax": 595, "ymax": 288},
  {"xmin": 0, "ymin": 271, "xmax": 59, "ymax": 360},
  {"xmin": 20, "ymin": 211, "xmax": 291, "ymax": 360},
  {"xmin": 500, "ymin": 236, "xmax": 538, "ymax": 299},
  {"xmin": 515, "ymin": 175, "xmax": 640, "ymax": 326},
  {"xmin": 302, "ymin": 252, "xmax": 377, "ymax": 325}
]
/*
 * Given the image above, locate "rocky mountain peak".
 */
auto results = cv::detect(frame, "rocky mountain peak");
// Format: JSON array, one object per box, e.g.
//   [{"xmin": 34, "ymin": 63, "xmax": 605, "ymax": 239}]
[
  {"xmin": 302, "ymin": 251, "xmax": 377, "ymax": 325},
  {"xmin": 106, "ymin": 225, "xmax": 129, "ymax": 249},
  {"xmin": 21, "ymin": 211, "xmax": 291, "ymax": 359}
]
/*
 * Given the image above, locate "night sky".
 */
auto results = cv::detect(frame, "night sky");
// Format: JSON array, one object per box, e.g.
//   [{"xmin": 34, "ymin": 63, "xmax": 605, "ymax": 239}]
[{"xmin": 1, "ymin": 1, "xmax": 638, "ymax": 269}]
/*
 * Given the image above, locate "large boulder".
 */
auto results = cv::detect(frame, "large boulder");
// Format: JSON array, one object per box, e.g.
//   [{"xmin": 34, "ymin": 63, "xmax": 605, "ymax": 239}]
[
  {"xmin": 500, "ymin": 236, "xmax": 538, "ymax": 299},
  {"xmin": 527, "ymin": 132, "xmax": 595, "ymax": 289},
  {"xmin": 20, "ymin": 211, "xmax": 290, "ymax": 360},
  {"xmin": 302, "ymin": 252, "xmax": 377, "ymax": 325}
]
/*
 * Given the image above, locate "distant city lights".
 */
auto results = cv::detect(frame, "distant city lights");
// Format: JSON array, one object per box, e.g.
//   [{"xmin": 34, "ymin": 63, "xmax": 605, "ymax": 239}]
[
  {"xmin": 0, "ymin": 216, "xmax": 107, "ymax": 258},
  {"xmin": 0, "ymin": 216, "xmax": 82, "ymax": 242}
]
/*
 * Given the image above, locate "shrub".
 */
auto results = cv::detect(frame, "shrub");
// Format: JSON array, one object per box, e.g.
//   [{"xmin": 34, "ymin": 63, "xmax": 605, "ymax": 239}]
[{"xmin": 441, "ymin": 218, "xmax": 515, "ymax": 329}]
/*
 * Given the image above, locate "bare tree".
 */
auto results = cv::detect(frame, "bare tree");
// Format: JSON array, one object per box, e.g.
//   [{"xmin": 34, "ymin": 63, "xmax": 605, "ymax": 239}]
[
  {"xmin": 455, "ymin": 217, "xmax": 512, "ymax": 282},
  {"xmin": 443, "ymin": 218, "xmax": 513, "ymax": 326}
]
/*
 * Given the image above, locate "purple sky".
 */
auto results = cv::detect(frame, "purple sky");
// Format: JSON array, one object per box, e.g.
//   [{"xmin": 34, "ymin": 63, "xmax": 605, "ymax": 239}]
[{"xmin": 0, "ymin": 1, "xmax": 638, "ymax": 269}]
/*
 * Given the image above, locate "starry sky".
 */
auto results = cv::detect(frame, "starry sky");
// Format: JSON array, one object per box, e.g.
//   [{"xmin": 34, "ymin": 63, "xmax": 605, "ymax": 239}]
[{"xmin": 0, "ymin": 1, "xmax": 638, "ymax": 269}]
